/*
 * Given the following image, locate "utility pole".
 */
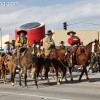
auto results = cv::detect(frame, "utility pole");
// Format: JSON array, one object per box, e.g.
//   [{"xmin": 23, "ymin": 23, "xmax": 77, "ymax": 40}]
[
  {"xmin": 0, "ymin": 28, "xmax": 2, "ymax": 49},
  {"xmin": 98, "ymin": 30, "xmax": 99, "ymax": 42}
]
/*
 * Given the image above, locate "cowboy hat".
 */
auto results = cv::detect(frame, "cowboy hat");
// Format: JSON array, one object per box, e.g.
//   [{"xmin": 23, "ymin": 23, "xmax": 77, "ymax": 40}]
[
  {"xmin": 59, "ymin": 41, "xmax": 65, "ymax": 44},
  {"xmin": 46, "ymin": 30, "xmax": 54, "ymax": 35},
  {"xmin": 17, "ymin": 30, "xmax": 27, "ymax": 35},
  {"xmin": 67, "ymin": 31, "xmax": 76, "ymax": 35},
  {"xmin": 4, "ymin": 41, "xmax": 12, "ymax": 44}
]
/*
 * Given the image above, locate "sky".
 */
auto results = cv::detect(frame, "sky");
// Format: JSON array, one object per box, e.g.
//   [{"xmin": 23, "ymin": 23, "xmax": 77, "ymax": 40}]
[{"xmin": 0, "ymin": 0, "xmax": 100, "ymax": 39}]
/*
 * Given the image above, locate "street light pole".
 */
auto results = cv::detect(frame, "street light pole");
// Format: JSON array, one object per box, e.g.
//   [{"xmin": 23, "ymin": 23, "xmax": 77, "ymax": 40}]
[{"xmin": 0, "ymin": 28, "xmax": 2, "ymax": 49}]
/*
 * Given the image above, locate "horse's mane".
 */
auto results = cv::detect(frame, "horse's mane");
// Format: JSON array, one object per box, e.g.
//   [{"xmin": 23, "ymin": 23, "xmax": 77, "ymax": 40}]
[{"xmin": 85, "ymin": 41, "xmax": 94, "ymax": 47}]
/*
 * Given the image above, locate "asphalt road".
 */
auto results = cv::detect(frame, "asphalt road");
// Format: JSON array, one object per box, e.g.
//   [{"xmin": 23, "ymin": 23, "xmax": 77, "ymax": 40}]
[{"xmin": 0, "ymin": 72, "xmax": 100, "ymax": 100}]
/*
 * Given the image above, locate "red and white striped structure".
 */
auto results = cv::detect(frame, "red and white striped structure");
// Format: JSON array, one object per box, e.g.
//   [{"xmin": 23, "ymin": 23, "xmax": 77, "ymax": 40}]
[{"xmin": 15, "ymin": 22, "xmax": 45, "ymax": 46}]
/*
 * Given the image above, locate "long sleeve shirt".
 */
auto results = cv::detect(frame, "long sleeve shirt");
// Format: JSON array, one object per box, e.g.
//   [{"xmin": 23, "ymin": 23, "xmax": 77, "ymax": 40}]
[{"xmin": 68, "ymin": 36, "xmax": 82, "ymax": 45}]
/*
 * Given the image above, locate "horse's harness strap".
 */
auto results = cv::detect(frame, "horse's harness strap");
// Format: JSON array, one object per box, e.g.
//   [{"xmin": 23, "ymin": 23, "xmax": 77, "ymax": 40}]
[{"xmin": 58, "ymin": 58, "xmax": 67, "ymax": 67}]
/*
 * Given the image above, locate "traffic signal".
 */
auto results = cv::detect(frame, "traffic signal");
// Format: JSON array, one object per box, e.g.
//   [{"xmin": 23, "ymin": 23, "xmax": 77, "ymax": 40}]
[{"xmin": 63, "ymin": 22, "xmax": 67, "ymax": 30}]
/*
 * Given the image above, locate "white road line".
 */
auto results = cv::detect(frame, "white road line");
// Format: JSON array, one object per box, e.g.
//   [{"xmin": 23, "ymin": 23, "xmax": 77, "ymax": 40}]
[{"xmin": 0, "ymin": 91, "xmax": 69, "ymax": 100}]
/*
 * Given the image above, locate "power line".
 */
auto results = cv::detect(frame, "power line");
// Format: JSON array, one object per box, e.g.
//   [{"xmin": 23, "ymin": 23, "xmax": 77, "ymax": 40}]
[{"xmin": 67, "ymin": 22, "xmax": 100, "ymax": 26}]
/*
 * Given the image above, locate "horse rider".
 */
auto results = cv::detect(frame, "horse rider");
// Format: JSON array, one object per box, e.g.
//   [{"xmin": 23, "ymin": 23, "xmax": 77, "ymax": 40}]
[
  {"xmin": 89, "ymin": 42, "xmax": 100, "ymax": 73},
  {"xmin": 59, "ymin": 41, "xmax": 65, "ymax": 49},
  {"xmin": 15, "ymin": 30, "xmax": 30, "ymax": 58},
  {"xmin": 4, "ymin": 41, "xmax": 14, "ymax": 56},
  {"xmin": 67, "ymin": 31, "xmax": 83, "ymax": 64},
  {"xmin": 43, "ymin": 30, "xmax": 55, "ymax": 60}
]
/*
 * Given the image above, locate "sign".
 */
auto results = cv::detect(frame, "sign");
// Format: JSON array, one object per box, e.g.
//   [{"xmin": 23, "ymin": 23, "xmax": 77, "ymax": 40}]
[{"xmin": 0, "ymin": 48, "xmax": 4, "ymax": 52}]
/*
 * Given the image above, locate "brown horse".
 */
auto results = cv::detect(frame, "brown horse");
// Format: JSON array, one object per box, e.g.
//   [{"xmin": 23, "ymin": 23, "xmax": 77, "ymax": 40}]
[
  {"xmin": 9, "ymin": 47, "xmax": 38, "ymax": 88},
  {"xmin": 66, "ymin": 39, "xmax": 100, "ymax": 82},
  {"xmin": 50, "ymin": 49, "xmax": 68, "ymax": 84},
  {"xmin": 3, "ymin": 54, "xmax": 17, "ymax": 84},
  {"xmin": 0, "ymin": 55, "xmax": 6, "ymax": 83}
]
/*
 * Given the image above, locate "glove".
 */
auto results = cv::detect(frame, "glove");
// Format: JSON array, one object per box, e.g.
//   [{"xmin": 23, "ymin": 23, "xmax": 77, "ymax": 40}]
[
  {"xmin": 49, "ymin": 42, "xmax": 53, "ymax": 45},
  {"xmin": 23, "ymin": 44, "xmax": 27, "ymax": 47}
]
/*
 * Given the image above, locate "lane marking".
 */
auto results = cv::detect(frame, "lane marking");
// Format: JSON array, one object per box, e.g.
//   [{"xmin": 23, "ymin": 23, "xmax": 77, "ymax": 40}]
[{"xmin": 0, "ymin": 91, "xmax": 69, "ymax": 100}]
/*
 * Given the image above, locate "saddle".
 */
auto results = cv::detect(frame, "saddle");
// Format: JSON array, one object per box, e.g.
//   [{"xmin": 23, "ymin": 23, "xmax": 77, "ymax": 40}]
[{"xmin": 76, "ymin": 47, "xmax": 85, "ymax": 57}]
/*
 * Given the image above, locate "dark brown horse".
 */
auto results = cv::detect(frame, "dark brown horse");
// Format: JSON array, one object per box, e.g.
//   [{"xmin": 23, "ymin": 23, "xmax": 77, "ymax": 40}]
[{"xmin": 66, "ymin": 39, "xmax": 100, "ymax": 82}]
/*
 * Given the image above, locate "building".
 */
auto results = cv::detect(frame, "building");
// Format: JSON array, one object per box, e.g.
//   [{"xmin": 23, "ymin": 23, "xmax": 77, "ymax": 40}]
[
  {"xmin": 15, "ymin": 22, "xmax": 45, "ymax": 46},
  {"xmin": 52, "ymin": 30, "xmax": 100, "ymax": 46},
  {"xmin": 0, "ymin": 34, "xmax": 12, "ymax": 50}
]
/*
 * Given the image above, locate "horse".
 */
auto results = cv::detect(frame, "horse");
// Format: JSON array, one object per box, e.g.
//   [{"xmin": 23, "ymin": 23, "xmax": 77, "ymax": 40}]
[
  {"xmin": 0, "ymin": 54, "xmax": 6, "ymax": 84},
  {"xmin": 32, "ymin": 40, "xmax": 56, "ymax": 84},
  {"xmin": 65, "ymin": 39, "xmax": 100, "ymax": 82},
  {"xmin": 3, "ymin": 53, "xmax": 17, "ymax": 84},
  {"xmin": 32, "ymin": 40, "xmax": 49, "ymax": 82},
  {"xmin": 9, "ymin": 46, "xmax": 38, "ymax": 88},
  {"xmin": 49, "ymin": 49, "xmax": 69, "ymax": 85}
]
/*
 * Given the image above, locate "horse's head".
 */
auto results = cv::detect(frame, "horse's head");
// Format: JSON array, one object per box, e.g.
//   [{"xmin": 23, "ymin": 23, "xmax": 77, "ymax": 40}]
[
  {"xmin": 32, "ymin": 40, "xmax": 41, "ymax": 57},
  {"xmin": 94, "ymin": 39, "xmax": 100, "ymax": 51},
  {"xmin": 85, "ymin": 39, "xmax": 100, "ymax": 53},
  {"xmin": 65, "ymin": 51, "xmax": 73, "ymax": 67}
]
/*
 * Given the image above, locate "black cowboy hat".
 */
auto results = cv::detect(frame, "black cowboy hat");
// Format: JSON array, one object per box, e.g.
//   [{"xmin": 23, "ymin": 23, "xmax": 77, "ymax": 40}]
[
  {"xmin": 59, "ymin": 41, "xmax": 65, "ymax": 44},
  {"xmin": 67, "ymin": 31, "xmax": 76, "ymax": 35},
  {"xmin": 17, "ymin": 30, "xmax": 27, "ymax": 35},
  {"xmin": 46, "ymin": 30, "xmax": 54, "ymax": 35},
  {"xmin": 4, "ymin": 41, "xmax": 12, "ymax": 44}
]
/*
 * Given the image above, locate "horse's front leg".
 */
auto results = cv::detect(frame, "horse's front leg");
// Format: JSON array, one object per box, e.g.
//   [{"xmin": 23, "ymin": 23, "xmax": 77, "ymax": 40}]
[
  {"xmin": 69, "ymin": 66, "xmax": 73, "ymax": 81},
  {"xmin": 1, "ymin": 69, "xmax": 6, "ymax": 84},
  {"xmin": 46, "ymin": 66, "xmax": 50, "ymax": 84},
  {"xmin": 24, "ymin": 69, "xmax": 28, "ymax": 88},
  {"xmin": 39, "ymin": 66, "xmax": 43, "ymax": 80},
  {"xmin": 19, "ymin": 69, "xmax": 23, "ymax": 87},
  {"xmin": 84, "ymin": 66, "xmax": 90, "ymax": 82},
  {"xmin": 34, "ymin": 71, "xmax": 38, "ymax": 89},
  {"xmin": 55, "ymin": 68, "xmax": 60, "ymax": 85},
  {"xmin": 79, "ymin": 67, "xmax": 85, "ymax": 82}
]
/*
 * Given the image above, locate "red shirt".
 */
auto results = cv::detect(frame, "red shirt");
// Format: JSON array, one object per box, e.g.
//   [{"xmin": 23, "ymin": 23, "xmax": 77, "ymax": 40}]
[{"xmin": 68, "ymin": 36, "xmax": 81, "ymax": 45}]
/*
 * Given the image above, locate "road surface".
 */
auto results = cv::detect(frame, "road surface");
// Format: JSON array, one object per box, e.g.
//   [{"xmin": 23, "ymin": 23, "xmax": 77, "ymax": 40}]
[{"xmin": 0, "ymin": 72, "xmax": 100, "ymax": 100}]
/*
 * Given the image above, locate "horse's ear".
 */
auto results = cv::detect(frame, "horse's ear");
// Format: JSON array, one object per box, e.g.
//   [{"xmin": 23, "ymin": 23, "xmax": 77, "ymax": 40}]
[
  {"xmin": 95, "ymin": 39, "xmax": 99, "ymax": 43},
  {"xmin": 33, "ymin": 40, "xmax": 35, "ymax": 43},
  {"xmin": 38, "ymin": 40, "xmax": 40, "ymax": 43}
]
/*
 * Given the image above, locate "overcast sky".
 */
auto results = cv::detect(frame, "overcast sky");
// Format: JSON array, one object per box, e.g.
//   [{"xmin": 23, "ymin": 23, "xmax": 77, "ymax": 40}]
[{"xmin": 0, "ymin": 0, "xmax": 100, "ymax": 39}]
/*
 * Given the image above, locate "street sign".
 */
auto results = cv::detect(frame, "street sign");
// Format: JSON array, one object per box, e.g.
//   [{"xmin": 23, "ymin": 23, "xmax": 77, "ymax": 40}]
[{"xmin": 0, "ymin": 48, "xmax": 4, "ymax": 52}]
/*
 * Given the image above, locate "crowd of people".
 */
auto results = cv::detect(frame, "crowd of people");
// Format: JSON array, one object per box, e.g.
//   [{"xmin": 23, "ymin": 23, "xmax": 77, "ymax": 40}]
[{"xmin": 0, "ymin": 30, "xmax": 100, "ymax": 73}]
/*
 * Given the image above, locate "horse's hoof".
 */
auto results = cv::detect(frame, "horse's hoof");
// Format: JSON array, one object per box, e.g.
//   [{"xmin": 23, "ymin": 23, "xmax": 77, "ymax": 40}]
[
  {"xmin": 66, "ymin": 80, "xmax": 68, "ymax": 82},
  {"xmin": 88, "ymin": 80, "xmax": 91, "ymax": 83},
  {"xmin": 4, "ymin": 82, "xmax": 7, "ymax": 84},
  {"xmin": 36, "ymin": 85, "xmax": 38, "ymax": 89},
  {"xmin": 12, "ymin": 83, "xmax": 14, "ymax": 86},
  {"xmin": 71, "ymin": 78, "xmax": 73, "ymax": 82},
  {"xmin": 57, "ymin": 82, "xmax": 60, "ymax": 85},
  {"xmin": 79, "ymin": 79, "xmax": 81, "ymax": 82},
  {"xmin": 25, "ymin": 86, "xmax": 28, "ymax": 88},
  {"xmin": 21, "ymin": 85, "xmax": 24, "ymax": 88},
  {"xmin": 47, "ymin": 80, "xmax": 50, "ymax": 84},
  {"xmin": 41, "ymin": 78, "xmax": 43, "ymax": 80}
]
